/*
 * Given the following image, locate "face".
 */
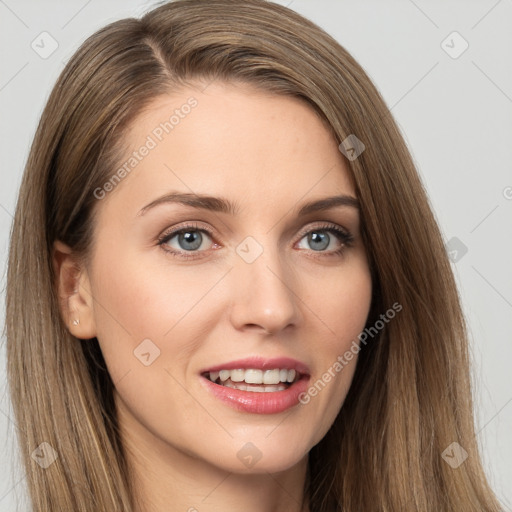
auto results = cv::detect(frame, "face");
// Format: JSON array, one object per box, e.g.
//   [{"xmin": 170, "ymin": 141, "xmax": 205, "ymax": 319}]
[{"xmin": 75, "ymin": 82, "xmax": 372, "ymax": 474}]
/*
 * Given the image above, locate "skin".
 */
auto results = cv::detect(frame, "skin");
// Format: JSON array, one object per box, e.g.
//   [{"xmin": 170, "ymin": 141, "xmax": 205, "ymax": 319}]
[{"xmin": 54, "ymin": 81, "xmax": 372, "ymax": 512}]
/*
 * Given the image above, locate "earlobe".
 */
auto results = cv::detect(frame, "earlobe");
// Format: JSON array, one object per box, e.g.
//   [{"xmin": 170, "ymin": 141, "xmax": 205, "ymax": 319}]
[{"xmin": 52, "ymin": 240, "xmax": 97, "ymax": 339}]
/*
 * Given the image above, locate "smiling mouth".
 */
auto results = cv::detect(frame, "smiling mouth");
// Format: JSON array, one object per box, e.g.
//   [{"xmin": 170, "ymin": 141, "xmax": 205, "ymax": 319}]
[{"xmin": 203, "ymin": 368, "xmax": 301, "ymax": 393}]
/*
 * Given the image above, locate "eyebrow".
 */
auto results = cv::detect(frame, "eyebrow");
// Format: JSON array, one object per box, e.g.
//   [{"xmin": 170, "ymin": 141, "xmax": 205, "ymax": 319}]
[{"xmin": 137, "ymin": 192, "xmax": 360, "ymax": 217}]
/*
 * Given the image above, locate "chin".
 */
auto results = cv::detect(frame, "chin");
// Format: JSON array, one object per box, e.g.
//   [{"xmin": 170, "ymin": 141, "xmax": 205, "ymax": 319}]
[{"xmin": 199, "ymin": 436, "xmax": 311, "ymax": 475}]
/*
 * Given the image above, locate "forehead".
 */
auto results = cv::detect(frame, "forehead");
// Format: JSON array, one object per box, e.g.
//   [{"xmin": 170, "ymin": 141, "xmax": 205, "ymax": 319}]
[{"xmin": 102, "ymin": 81, "xmax": 356, "ymax": 216}]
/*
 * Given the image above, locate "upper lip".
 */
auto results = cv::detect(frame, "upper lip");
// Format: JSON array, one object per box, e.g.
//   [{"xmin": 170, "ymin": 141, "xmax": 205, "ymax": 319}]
[{"xmin": 200, "ymin": 356, "xmax": 310, "ymax": 376}]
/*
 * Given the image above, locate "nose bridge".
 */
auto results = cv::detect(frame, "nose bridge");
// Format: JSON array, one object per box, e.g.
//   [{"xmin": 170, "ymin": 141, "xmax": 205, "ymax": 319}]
[{"xmin": 229, "ymin": 235, "xmax": 301, "ymax": 333}]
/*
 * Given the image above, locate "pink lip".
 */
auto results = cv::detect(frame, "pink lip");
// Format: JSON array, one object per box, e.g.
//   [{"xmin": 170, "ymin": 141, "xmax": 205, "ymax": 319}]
[{"xmin": 199, "ymin": 356, "xmax": 311, "ymax": 415}]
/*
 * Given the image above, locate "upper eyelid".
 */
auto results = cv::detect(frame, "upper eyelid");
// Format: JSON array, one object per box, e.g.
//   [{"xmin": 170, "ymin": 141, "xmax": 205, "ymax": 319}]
[{"xmin": 158, "ymin": 221, "xmax": 215, "ymax": 240}]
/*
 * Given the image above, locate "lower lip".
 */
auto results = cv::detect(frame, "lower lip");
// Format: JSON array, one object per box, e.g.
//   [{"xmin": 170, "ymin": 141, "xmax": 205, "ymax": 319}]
[{"xmin": 200, "ymin": 375, "xmax": 310, "ymax": 414}]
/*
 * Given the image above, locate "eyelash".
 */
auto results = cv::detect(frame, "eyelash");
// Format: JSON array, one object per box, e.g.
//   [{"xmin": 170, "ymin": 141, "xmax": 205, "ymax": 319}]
[{"xmin": 157, "ymin": 221, "xmax": 355, "ymax": 261}]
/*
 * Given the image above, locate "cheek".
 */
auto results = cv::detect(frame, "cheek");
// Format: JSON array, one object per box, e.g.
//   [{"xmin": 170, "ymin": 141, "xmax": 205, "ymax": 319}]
[
  {"xmin": 298, "ymin": 254, "xmax": 372, "ymax": 435},
  {"xmin": 303, "ymin": 252, "xmax": 373, "ymax": 347},
  {"xmin": 87, "ymin": 246, "xmax": 228, "ymax": 378},
  {"xmin": 327, "ymin": 256, "xmax": 373, "ymax": 373}
]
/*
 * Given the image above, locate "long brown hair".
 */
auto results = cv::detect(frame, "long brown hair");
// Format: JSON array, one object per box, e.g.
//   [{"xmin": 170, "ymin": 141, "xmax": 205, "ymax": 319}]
[{"xmin": 6, "ymin": 0, "xmax": 502, "ymax": 510}]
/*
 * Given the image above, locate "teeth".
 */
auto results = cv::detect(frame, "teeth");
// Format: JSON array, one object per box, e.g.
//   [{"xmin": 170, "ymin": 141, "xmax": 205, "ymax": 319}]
[
  {"xmin": 259, "ymin": 384, "xmax": 286, "ymax": 392},
  {"xmin": 245, "ymin": 369, "xmax": 263, "ymax": 384},
  {"xmin": 223, "ymin": 382, "xmax": 287, "ymax": 392},
  {"xmin": 263, "ymin": 369, "xmax": 280, "ymax": 385},
  {"xmin": 231, "ymin": 369, "xmax": 245, "ymax": 382},
  {"xmin": 207, "ymin": 368, "xmax": 299, "ymax": 385}
]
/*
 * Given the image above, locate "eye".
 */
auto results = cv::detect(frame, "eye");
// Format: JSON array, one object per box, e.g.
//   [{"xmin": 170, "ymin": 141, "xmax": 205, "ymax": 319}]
[
  {"xmin": 157, "ymin": 222, "xmax": 217, "ymax": 259},
  {"xmin": 295, "ymin": 223, "xmax": 354, "ymax": 256}
]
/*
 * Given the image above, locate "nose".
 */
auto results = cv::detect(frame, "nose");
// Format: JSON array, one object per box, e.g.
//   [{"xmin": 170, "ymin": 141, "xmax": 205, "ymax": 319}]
[{"xmin": 228, "ymin": 245, "xmax": 302, "ymax": 335}]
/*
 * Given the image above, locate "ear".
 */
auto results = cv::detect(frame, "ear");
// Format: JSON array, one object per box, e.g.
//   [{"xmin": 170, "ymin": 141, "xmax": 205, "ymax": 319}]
[{"xmin": 52, "ymin": 240, "xmax": 97, "ymax": 339}]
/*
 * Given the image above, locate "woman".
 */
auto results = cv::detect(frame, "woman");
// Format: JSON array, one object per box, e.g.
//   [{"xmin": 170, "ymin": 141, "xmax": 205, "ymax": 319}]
[{"xmin": 5, "ymin": 0, "xmax": 503, "ymax": 510}]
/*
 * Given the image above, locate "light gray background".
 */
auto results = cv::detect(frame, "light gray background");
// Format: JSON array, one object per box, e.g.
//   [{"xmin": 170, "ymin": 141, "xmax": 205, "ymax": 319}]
[{"xmin": 1, "ymin": 0, "xmax": 511, "ymax": 510}]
